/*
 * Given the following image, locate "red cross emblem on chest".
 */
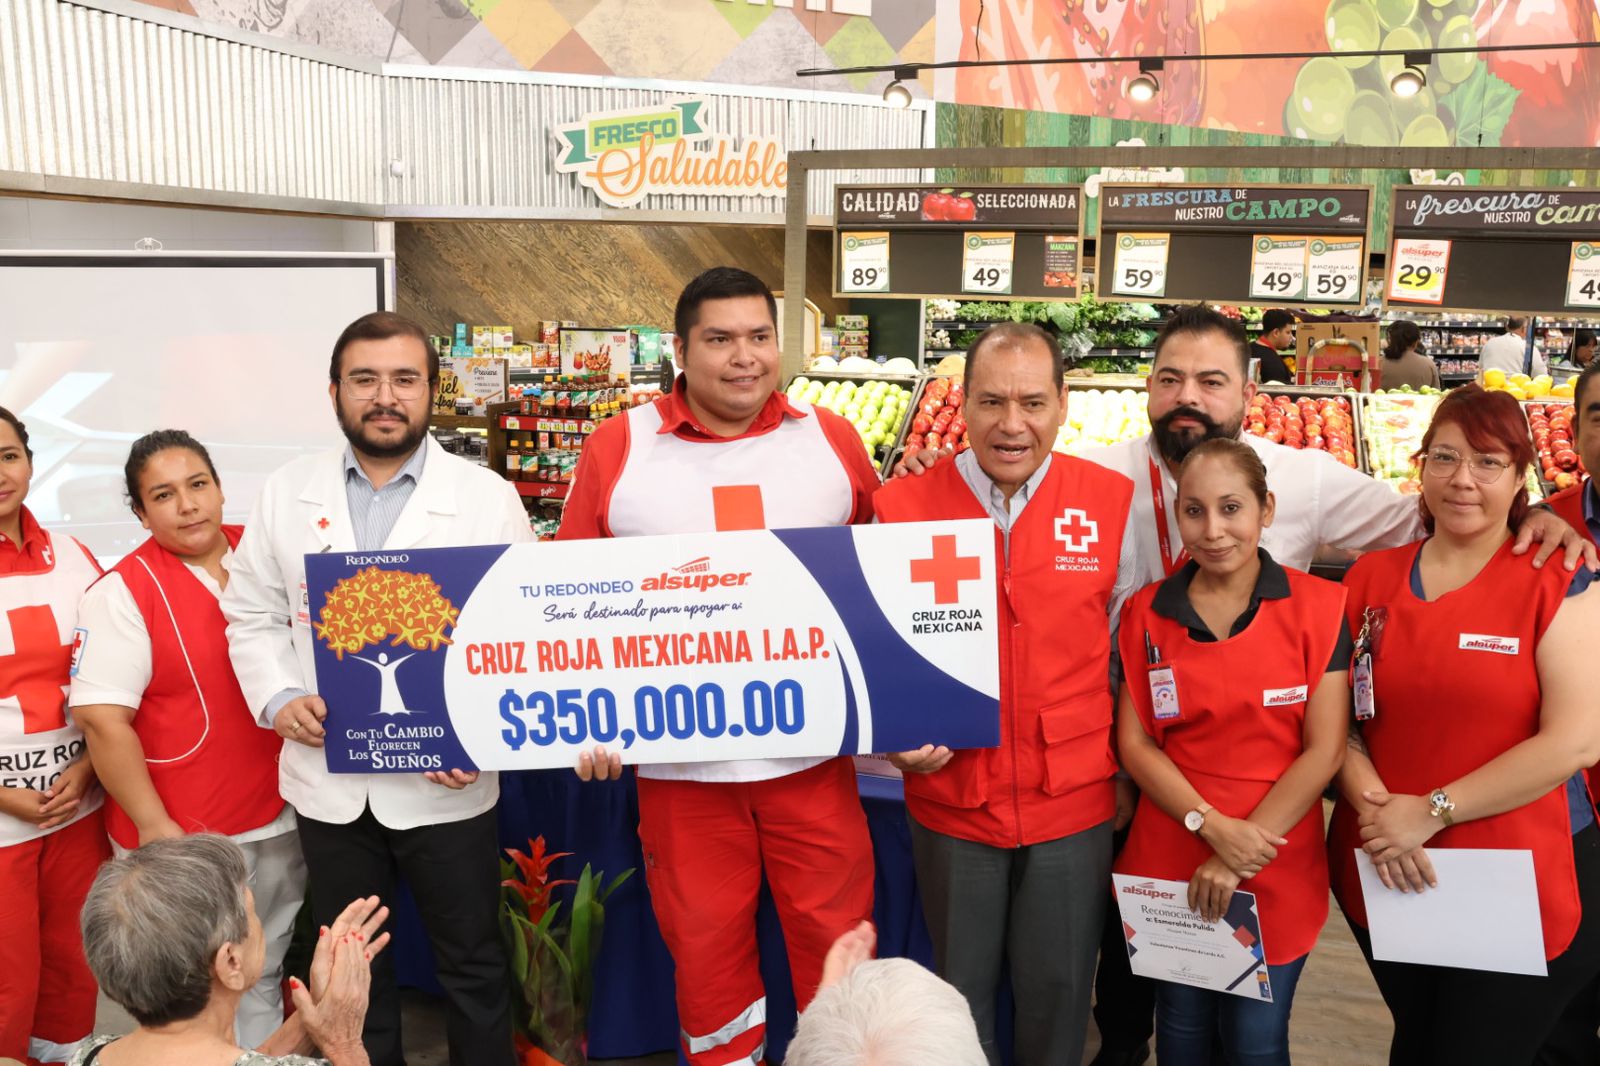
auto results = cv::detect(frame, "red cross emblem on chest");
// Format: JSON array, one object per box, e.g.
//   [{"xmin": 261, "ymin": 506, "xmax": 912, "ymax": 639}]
[{"xmin": 0, "ymin": 605, "xmax": 71, "ymax": 734}]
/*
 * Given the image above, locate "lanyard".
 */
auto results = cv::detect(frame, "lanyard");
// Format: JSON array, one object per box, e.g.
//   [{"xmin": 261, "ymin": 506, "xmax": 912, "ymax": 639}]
[{"xmin": 1148, "ymin": 454, "xmax": 1188, "ymax": 577}]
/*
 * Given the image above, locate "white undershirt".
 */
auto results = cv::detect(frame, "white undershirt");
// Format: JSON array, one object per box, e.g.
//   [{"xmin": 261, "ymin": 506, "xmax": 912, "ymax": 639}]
[{"xmin": 68, "ymin": 549, "xmax": 292, "ymax": 843}]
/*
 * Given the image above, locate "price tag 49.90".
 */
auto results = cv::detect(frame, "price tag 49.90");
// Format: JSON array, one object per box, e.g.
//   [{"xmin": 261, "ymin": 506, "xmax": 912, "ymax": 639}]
[
  {"xmin": 840, "ymin": 232, "xmax": 890, "ymax": 293},
  {"xmin": 1249, "ymin": 235, "xmax": 1308, "ymax": 301},
  {"xmin": 1387, "ymin": 238, "xmax": 1450, "ymax": 305},
  {"xmin": 1567, "ymin": 242, "xmax": 1600, "ymax": 308},
  {"xmin": 1112, "ymin": 232, "xmax": 1171, "ymax": 298},
  {"xmin": 962, "ymin": 232, "xmax": 1016, "ymax": 295}
]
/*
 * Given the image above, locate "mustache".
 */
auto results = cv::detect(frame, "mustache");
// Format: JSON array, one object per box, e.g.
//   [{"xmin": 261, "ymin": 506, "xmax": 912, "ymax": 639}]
[
  {"xmin": 1154, "ymin": 406, "xmax": 1222, "ymax": 434},
  {"xmin": 364, "ymin": 406, "xmax": 407, "ymax": 422}
]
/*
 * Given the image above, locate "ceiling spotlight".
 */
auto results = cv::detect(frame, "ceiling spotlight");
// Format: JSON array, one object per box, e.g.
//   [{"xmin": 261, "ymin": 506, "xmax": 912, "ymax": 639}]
[
  {"xmin": 1126, "ymin": 59, "xmax": 1162, "ymax": 103},
  {"xmin": 883, "ymin": 66, "xmax": 917, "ymax": 108},
  {"xmin": 1390, "ymin": 52, "xmax": 1429, "ymax": 97}
]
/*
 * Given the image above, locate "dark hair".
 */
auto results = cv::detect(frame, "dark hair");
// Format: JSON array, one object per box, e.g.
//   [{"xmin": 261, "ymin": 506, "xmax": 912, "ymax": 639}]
[
  {"xmin": 1412, "ymin": 384, "xmax": 1534, "ymax": 534},
  {"xmin": 962, "ymin": 323, "xmax": 1064, "ymax": 394},
  {"xmin": 0, "ymin": 407, "xmax": 32, "ymax": 462},
  {"xmin": 1179, "ymin": 437, "xmax": 1270, "ymax": 508},
  {"xmin": 329, "ymin": 312, "xmax": 437, "ymax": 384},
  {"xmin": 1574, "ymin": 359, "xmax": 1600, "ymax": 414},
  {"xmin": 1260, "ymin": 309, "xmax": 1295, "ymax": 334},
  {"xmin": 1384, "ymin": 319, "xmax": 1422, "ymax": 362},
  {"xmin": 124, "ymin": 430, "xmax": 220, "ymax": 517},
  {"xmin": 1153, "ymin": 304, "xmax": 1250, "ymax": 379},
  {"xmin": 673, "ymin": 267, "xmax": 777, "ymax": 344},
  {"xmin": 1506, "ymin": 316, "xmax": 1528, "ymax": 333}
]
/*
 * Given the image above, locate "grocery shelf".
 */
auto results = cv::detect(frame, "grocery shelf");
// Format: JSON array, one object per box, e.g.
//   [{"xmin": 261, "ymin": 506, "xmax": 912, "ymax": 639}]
[{"xmin": 515, "ymin": 481, "xmax": 570, "ymax": 500}]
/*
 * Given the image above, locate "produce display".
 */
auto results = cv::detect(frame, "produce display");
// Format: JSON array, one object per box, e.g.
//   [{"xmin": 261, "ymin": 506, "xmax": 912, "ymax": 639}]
[
  {"xmin": 1056, "ymin": 388, "xmax": 1151, "ymax": 454},
  {"xmin": 901, "ymin": 377, "xmax": 968, "ymax": 461},
  {"xmin": 1525, "ymin": 402, "xmax": 1586, "ymax": 491},
  {"xmin": 1483, "ymin": 368, "xmax": 1574, "ymax": 400},
  {"xmin": 1244, "ymin": 393, "xmax": 1360, "ymax": 468},
  {"xmin": 786, "ymin": 375, "xmax": 911, "ymax": 469},
  {"xmin": 1361, "ymin": 393, "xmax": 1440, "ymax": 493}
]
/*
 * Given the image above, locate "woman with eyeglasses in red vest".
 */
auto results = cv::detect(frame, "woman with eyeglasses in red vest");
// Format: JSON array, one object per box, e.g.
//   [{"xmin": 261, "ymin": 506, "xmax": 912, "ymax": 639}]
[
  {"xmin": 71, "ymin": 430, "xmax": 303, "ymax": 1051},
  {"xmin": 1330, "ymin": 385, "xmax": 1600, "ymax": 1066},
  {"xmin": 0, "ymin": 406, "xmax": 109, "ymax": 1066}
]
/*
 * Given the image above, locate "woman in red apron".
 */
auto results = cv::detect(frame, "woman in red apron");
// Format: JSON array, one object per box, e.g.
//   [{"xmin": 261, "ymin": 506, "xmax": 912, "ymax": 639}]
[
  {"xmin": 0, "ymin": 406, "xmax": 111, "ymax": 1066},
  {"xmin": 1330, "ymin": 384, "xmax": 1600, "ymax": 1066},
  {"xmin": 1116, "ymin": 438, "xmax": 1350, "ymax": 1066},
  {"xmin": 71, "ymin": 429, "xmax": 303, "ymax": 1051}
]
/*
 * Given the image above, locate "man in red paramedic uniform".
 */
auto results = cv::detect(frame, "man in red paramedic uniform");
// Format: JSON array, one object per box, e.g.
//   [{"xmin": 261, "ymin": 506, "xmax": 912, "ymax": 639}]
[{"xmin": 557, "ymin": 267, "xmax": 878, "ymax": 1066}]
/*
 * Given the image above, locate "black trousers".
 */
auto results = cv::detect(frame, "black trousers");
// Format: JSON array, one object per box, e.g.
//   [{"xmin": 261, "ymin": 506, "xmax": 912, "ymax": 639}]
[
  {"xmin": 296, "ymin": 805, "xmax": 515, "ymax": 1066},
  {"xmin": 1349, "ymin": 821, "xmax": 1600, "ymax": 1066},
  {"xmin": 1093, "ymin": 825, "xmax": 1157, "ymax": 1055}
]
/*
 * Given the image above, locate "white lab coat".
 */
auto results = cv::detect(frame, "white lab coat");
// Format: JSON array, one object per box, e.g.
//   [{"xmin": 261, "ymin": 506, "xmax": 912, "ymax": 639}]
[{"xmin": 221, "ymin": 435, "xmax": 534, "ymax": 829}]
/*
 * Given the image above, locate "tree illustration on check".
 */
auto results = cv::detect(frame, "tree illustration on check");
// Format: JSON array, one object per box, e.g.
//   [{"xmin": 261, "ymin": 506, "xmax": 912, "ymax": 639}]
[{"xmin": 314, "ymin": 566, "xmax": 460, "ymax": 660}]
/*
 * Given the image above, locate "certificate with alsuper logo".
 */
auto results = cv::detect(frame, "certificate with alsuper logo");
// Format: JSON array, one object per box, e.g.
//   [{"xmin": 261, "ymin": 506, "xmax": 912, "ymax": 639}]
[{"xmin": 305, "ymin": 521, "xmax": 1001, "ymax": 772}]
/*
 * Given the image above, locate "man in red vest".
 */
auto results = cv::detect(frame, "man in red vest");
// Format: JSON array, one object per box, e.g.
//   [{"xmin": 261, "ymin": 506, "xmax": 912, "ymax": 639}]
[
  {"xmin": 873, "ymin": 323, "xmax": 1139, "ymax": 1066},
  {"xmin": 559, "ymin": 267, "xmax": 879, "ymax": 1066},
  {"xmin": 1546, "ymin": 362, "xmax": 1600, "ymax": 548}
]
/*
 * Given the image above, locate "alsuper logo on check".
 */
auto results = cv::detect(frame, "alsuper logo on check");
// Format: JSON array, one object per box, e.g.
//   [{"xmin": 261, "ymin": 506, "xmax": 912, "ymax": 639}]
[{"xmin": 642, "ymin": 556, "xmax": 752, "ymax": 592}]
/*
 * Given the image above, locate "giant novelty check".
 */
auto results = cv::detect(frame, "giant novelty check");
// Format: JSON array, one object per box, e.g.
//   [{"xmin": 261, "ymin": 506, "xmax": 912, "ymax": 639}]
[{"xmin": 305, "ymin": 520, "xmax": 1001, "ymax": 773}]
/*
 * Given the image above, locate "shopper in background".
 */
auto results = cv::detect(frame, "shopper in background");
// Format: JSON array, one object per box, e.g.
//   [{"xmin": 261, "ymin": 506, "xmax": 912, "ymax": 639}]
[
  {"xmin": 1330, "ymin": 385, "xmax": 1600, "ymax": 1064},
  {"xmin": 72, "ymin": 834, "xmax": 389, "ymax": 1066},
  {"xmin": 1546, "ymin": 361, "xmax": 1600, "ymax": 549},
  {"xmin": 70, "ymin": 430, "xmax": 303, "ymax": 1050},
  {"xmin": 222, "ymin": 312, "xmax": 531, "ymax": 1066},
  {"xmin": 1116, "ymin": 439, "xmax": 1348, "ymax": 1065},
  {"xmin": 0, "ymin": 406, "xmax": 109, "ymax": 1066},
  {"xmin": 1250, "ymin": 309, "xmax": 1295, "ymax": 384},
  {"xmin": 1571, "ymin": 329, "xmax": 1597, "ymax": 370},
  {"xmin": 1378, "ymin": 320, "xmax": 1441, "ymax": 391},
  {"xmin": 874, "ymin": 323, "xmax": 1139, "ymax": 1066},
  {"xmin": 1479, "ymin": 316, "xmax": 1548, "ymax": 380},
  {"xmin": 561, "ymin": 267, "xmax": 879, "ymax": 1066}
]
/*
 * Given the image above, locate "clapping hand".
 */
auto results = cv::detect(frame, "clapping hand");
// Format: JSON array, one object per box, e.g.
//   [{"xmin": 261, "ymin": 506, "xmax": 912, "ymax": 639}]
[
  {"xmin": 309, "ymin": 896, "xmax": 391, "ymax": 1003},
  {"xmin": 290, "ymin": 933, "xmax": 370, "ymax": 1063},
  {"xmin": 820, "ymin": 920, "xmax": 877, "ymax": 991}
]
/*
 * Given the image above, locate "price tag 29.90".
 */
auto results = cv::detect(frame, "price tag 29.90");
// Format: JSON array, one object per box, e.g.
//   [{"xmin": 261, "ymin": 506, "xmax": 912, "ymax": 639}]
[
  {"xmin": 1112, "ymin": 232, "xmax": 1171, "ymax": 298},
  {"xmin": 840, "ymin": 232, "xmax": 890, "ymax": 293},
  {"xmin": 1249, "ymin": 235, "xmax": 1308, "ymax": 301},
  {"xmin": 962, "ymin": 232, "xmax": 1016, "ymax": 295},
  {"xmin": 1307, "ymin": 237, "xmax": 1364, "ymax": 304},
  {"xmin": 1567, "ymin": 242, "xmax": 1600, "ymax": 308},
  {"xmin": 1387, "ymin": 238, "xmax": 1451, "ymax": 305}
]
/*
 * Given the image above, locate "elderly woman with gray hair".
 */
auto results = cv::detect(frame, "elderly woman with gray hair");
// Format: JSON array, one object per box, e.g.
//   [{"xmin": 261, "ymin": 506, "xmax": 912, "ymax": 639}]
[{"xmin": 69, "ymin": 835, "xmax": 388, "ymax": 1066}]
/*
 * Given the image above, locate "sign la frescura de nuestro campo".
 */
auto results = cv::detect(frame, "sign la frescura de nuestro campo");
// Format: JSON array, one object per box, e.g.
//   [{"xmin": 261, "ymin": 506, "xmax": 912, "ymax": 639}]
[{"xmin": 553, "ymin": 99, "xmax": 787, "ymax": 209}]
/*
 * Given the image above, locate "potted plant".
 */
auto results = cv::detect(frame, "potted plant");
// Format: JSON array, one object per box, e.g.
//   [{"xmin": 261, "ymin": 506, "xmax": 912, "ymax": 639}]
[{"xmin": 500, "ymin": 836, "xmax": 633, "ymax": 1066}]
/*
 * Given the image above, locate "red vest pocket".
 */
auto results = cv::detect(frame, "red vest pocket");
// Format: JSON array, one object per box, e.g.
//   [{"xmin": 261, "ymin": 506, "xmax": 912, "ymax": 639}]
[
  {"xmin": 1039, "ymin": 691, "xmax": 1116, "ymax": 796},
  {"xmin": 907, "ymin": 748, "xmax": 990, "ymax": 809}
]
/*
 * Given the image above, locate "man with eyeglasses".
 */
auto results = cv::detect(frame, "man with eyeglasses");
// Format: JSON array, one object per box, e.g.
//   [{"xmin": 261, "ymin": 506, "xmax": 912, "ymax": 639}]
[{"xmin": 222, "ymin": 311, "xmax": 532, "ymax": 1066}]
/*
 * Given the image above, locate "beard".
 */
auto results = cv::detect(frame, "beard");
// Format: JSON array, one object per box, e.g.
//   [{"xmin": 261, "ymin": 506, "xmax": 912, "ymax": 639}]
[
  {"xmin": 1151, "ymin": 406, "xmax": 1243, "ymax": 466},
  {"xmin": 338, "ymin": 402, "xmax": 429, "ymax": 460}
]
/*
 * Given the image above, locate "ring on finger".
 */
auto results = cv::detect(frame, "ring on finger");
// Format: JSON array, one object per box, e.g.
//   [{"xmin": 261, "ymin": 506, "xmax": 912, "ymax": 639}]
[{"xmin": 291, "ymin": 720, "xmax": 302, "ymax": 733}]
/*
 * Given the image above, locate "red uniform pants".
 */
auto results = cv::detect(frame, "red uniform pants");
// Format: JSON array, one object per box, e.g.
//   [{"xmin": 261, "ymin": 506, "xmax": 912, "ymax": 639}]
[
  {"xmin": 0, "ymin": 811, "xmax": 110, "ymax": 1066},
  {"xmin": 636, "ymin": 757, "xmax": 874, "ymax": 1066}
]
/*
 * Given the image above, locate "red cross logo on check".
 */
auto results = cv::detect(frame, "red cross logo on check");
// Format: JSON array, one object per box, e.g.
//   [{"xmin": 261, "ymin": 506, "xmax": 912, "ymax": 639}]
[{"xmin": 910, "ymin": 535, "xmax": 982, "ymax": 605}]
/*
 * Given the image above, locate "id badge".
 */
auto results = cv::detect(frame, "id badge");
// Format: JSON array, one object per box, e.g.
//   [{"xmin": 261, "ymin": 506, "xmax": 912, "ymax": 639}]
[
  {"xmin": 1352, "ymin": 652, "xmax": 1376, "ymax": 721},
  {"xmin": 1149, "ymin": 664, "xmax": 1181, "ymax": 721}
]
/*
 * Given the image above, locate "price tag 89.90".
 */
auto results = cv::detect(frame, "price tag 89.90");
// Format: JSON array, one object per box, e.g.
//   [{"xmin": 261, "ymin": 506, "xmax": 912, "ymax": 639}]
[{"xmin": 840, "ymin": 232, "xmax": 890, "ymax": 293}]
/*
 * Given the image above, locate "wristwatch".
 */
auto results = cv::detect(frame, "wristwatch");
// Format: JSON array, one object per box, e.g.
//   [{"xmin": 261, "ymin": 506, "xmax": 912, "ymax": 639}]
[
  {"xmin": 1428, "ymin": 788, "xmax": 1456, "ymax": 827},
  {"xmin": 1184, "ymin": 802, "xmax": 1213, "ymax": 834}
]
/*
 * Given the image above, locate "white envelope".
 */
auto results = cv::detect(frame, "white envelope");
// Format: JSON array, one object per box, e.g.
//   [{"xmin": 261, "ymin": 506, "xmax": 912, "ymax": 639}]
[{"xmin": 1356, "ymin": 848, "xmax": 1547, "ymax": 976}]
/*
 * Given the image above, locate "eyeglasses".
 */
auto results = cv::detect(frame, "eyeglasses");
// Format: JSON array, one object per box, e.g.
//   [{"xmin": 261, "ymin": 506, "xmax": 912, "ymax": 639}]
[
  {"xmin": 1422, "ymin": 447, "xmax": 1514, "ymax": 484},
  {"xmin": 339, "ymin": 372, "xmax": 429, "ymax": 400}
]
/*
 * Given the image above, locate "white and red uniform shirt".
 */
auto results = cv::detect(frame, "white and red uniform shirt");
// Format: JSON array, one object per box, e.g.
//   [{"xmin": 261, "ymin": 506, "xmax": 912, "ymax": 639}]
[
  {"xmin": 69, "ymin": 526, "xmax": 292, "ymax": 851},
  {"xmin": 558, "ymin": 381, "xmax": 880, "ymax": 783},
  {"xmin": 0, "ymin": 509, "xmax": 103, "ymax": 847}
]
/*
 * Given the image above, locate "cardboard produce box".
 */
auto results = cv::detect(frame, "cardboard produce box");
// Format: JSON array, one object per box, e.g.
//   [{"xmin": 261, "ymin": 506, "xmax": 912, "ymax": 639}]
[{"xmin": 1295, "ymin": 321, "xmax": 1382, "ymax": 391}]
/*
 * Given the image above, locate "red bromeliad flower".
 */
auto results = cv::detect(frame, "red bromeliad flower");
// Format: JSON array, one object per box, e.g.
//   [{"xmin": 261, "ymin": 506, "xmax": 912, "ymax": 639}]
[{"xmin": 503, "ymin": 837, "xmax": 575, "ymax": 921}]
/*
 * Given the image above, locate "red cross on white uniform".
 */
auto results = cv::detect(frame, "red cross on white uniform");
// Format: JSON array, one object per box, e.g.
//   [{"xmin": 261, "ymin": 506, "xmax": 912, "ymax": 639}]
[
  {"xmin": 1054, "ymin": 509, "xmax": 1100, "ymax": 554},
  {"xmin": 0, "ymin": 604, "xmax": 72, "ymax": 734}
]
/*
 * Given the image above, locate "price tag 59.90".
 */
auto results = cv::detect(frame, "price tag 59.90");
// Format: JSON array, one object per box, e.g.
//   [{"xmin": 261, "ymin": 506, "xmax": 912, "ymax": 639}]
[
  {"xmin": 840, "ymin": 232, "xmax": 890, "ymax": 293},
  {"xmin": 1306, "ymin": 237, "xmax": 1364, "ymax": 304},
  {"xmin": 1387, "ymin": 238, "xmax": 1450, "ymax": 305},
  {"xmin": 1112, "ymin": 232, "xmax": 1171, "ymax": 298},
  {"xmin": 962, "ymin": 232, "xmax": 1016, "ymax": 295}
]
